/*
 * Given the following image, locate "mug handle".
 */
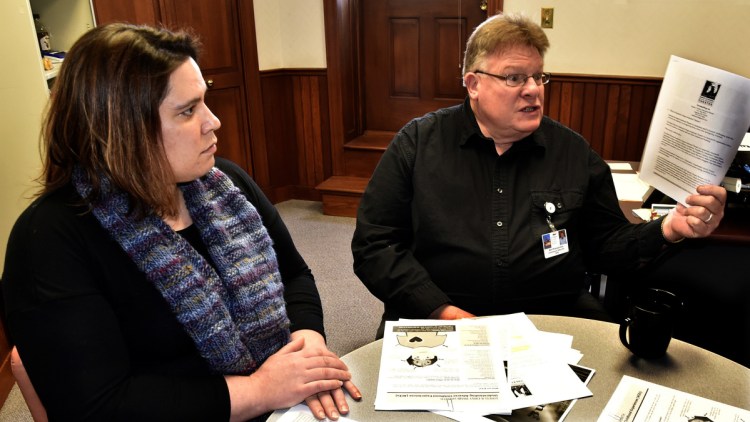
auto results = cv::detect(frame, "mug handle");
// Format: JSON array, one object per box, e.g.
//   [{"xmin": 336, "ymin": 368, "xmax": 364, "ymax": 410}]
[{"xmin": 619, "ymin": 317, "xmax": 632, "ymax": 350}]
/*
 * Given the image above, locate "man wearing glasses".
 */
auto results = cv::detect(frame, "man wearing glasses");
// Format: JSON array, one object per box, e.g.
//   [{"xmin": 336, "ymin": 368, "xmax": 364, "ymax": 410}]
[{"xmin": 351, "ymin": 13, "xmax": 726, "ymax": 338}]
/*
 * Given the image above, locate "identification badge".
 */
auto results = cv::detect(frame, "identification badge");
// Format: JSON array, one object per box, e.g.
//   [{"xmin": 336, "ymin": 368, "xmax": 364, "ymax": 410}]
[{"xmin": 542, "ymin": 228, "xmax": 569, "ymax": 259}]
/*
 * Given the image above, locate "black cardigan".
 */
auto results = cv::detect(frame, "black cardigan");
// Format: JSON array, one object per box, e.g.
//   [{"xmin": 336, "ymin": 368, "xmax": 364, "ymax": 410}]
[{"xmin": 1, "ymin": 157, "xmax": 324, "ymax": 421}]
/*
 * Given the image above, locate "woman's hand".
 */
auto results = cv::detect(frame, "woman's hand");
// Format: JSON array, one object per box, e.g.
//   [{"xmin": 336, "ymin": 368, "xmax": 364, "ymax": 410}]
[
  {"xmin": 662, "ymin": 184, "xmax": 726, "ymax": 242},
  {"xmin": 292, "ymin": 330, "xmax": 363, "ymax": 420},
  {"xmin": 225, "ymin": 335, "xmax": 351, "ymax": 421}
]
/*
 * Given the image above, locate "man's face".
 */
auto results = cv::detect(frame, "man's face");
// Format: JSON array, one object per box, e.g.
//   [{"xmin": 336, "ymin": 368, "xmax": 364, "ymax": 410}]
[
  {"xmin": 159, "ymin": 58, "xmax": 221, "ymax": 183},
  {"xmin": 464, "ymin": 44, "xmax": 545, "ymax": 145}
]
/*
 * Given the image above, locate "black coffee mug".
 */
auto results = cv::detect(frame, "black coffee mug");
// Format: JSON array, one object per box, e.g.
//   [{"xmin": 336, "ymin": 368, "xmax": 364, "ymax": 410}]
[{"xmin": 619, "ymin": 288, "xmax": 682, "ymax": 359}]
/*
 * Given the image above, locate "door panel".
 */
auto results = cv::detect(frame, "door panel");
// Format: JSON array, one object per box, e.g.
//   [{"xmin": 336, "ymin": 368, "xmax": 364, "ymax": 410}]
[
  {"xmin": 92, "ymin": 0, "xmax": 161, "ymax": 26},
  {"xmin": 160, "ymin": 0, "xmax": 252, "ymax": 174},
  {"xmin": 204, "ymin": 87, "xmax": 247, "ymax": 171},
  {"xmin": 160, "ymin": 0, "xmax": 239, "ymax": 74},
  {"xmin": 362, "ymin": 0, "xmax": 486, "ymax": 131}
]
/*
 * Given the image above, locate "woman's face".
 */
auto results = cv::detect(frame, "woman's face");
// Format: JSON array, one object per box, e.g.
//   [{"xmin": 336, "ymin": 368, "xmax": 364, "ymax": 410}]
[{"xmin": 159, "ymin": 58, "xmax": 221, "ymax": 183}]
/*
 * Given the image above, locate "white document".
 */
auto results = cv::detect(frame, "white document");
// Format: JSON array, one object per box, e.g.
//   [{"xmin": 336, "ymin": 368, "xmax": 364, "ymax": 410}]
[
  {"xmin": 435, "ymin": 326, "xmax": 595, "ymax": 422},
  {"xmin": 611, "ymin": 172, "xmax": 654, "ymax": 202},
  {"xmin": 608, "ymin": 162, "xmax": 635, "ymax": 171},
  {"xmin": 501, "ymin": 325, "xmax": 592, "ymax": 411},
  {"xmin": 375, "ymin": 318, "xmax": 512, "ymax": 414},
  {"xmin": 639, "ymin": 56, "xmax": 750, "ymax": 205},
  {"xmin": 598, "ymin": 375, "xmax": 750, "ymax": 422},
  {"xmin": 375, "ymin": 314, "xmax": 592, "ymax": 416},
  {"xmin": 275, "ymin": 403, "xmax": 359, "ymax": 422}
]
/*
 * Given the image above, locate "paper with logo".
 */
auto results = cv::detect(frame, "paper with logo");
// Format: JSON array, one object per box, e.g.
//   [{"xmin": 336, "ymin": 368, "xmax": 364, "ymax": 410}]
[
  {"xmin": 638, "ymin": 55, "xmax": 750, "ymax": 205},
  {"xmin": 597, "ymin": 375, "xmax": 750, "ymax": 422}
]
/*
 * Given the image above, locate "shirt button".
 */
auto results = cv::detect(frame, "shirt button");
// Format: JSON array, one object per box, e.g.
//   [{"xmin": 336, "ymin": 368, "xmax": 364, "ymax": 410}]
[
  {"xmin": 496, "ymin": 221, "xmax": 503, "ymax": 227},
  {"xmin": 496, "ymin": 261, "xmax": 504, "ymax": 267},
  {"xmin": 497, "ymin": 188, "xmax": 503, "ymax": 194}
]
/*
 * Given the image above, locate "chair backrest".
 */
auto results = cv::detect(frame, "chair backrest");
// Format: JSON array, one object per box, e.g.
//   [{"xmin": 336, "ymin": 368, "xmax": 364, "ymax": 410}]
[{"xmin": 10, "ymin": 346, "xmax": 48, "ymax": 422}]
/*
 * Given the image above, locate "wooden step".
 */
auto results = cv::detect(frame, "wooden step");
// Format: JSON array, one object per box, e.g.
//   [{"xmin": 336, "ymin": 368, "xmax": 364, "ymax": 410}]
[
  {"xmin": 316, "ymin": 176, "xmax": 370, "ymax": 217},
  {"xmin": 317, "ymin": 131, "xmax": 394, "ymax": 217},
  {"xmin": 341, "ymin": 131, "xmax": 394, "ymax": 177},
  {"xmin": 344, "ymin": 130, "xmax": 394, "ymax": 151}
]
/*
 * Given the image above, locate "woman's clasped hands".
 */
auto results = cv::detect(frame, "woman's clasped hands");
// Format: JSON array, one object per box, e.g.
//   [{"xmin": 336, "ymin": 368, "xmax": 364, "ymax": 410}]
[{"xmin": 226, "ymin": 330, "xmax": 361, "ymax": 421}]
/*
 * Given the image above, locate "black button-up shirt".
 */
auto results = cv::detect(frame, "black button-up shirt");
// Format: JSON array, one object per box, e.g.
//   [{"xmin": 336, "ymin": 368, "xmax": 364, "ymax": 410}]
[{"xmin": 352, "ymin": 98, "xmax": 665, "ymax": 320}]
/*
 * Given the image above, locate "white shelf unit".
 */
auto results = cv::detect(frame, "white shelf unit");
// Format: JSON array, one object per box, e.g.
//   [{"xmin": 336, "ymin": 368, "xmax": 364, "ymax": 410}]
[{"xmin": 30, "ymin": 0, "xmax": 94, "ymax": 85}]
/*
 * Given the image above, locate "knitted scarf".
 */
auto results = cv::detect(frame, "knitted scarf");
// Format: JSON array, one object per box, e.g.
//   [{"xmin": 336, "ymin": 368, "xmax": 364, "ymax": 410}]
[{"xmin": 73, "ymin": 167, "xmax": 290, "ymax": 375}]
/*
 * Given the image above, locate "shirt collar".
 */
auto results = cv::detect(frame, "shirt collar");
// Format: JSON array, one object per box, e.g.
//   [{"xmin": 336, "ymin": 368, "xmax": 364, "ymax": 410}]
[{"xmin": 460, "ymin": 97, "xmax": 547, "ymax": 154}]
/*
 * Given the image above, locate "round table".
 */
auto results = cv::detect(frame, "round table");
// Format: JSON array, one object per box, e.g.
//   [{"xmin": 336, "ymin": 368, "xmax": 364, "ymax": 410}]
[{"xmin": 269, "ymin": 314, "xmax": 750, "ymax": 421}]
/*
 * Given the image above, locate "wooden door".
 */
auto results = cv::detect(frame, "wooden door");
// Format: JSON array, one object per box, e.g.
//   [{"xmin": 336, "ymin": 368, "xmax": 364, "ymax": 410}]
[
  {"xmin": 91, "ymin": 0, "xmax": 253, "ymax": 176},
  {"xmin": 362, "ymin": 0, "xmax": 487, "ymax": 132},
  {"xmin": 160, "ymin": 0, "xmax": 252, "ymax": 175},
  {"xmin": 91, "ymin": 0, "xmax": 161, "ymax": 25}
]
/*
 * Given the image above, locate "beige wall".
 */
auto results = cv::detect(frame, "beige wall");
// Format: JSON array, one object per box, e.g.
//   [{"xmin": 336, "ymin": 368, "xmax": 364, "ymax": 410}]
[
  {"xmin": 254, "ymin": 0, "xmax": 327, "ymax": 70},
  {"xmin": 251, "ymin": 0, "xmax": 749, "ymax": 78},
  {"xmin": 504, "ymin": 0, "xmax": 750, "ymax": 78},
  {"xmin": 0, "ymin": 0, "xmax": 50, "ymax": 274}
]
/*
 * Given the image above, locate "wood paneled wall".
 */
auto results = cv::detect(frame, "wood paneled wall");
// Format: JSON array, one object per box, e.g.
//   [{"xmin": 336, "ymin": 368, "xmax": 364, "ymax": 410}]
[
  {"xmin": 545, "ymin": 74, "xmax": 663, "ymax": 162},
  {"xmin": 259, "ymin": 69, "xmax": 331, "ymax": 202},
  {"xmin": 258, "ymin": 71, "xmax": 662, "ymax": 202}
]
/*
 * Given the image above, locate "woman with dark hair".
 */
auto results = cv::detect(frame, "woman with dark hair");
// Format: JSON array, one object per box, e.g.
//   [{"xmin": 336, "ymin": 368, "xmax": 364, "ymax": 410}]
[{"xmin": 2, "ymin": 23, "xmax": 359, "ymax": 421}]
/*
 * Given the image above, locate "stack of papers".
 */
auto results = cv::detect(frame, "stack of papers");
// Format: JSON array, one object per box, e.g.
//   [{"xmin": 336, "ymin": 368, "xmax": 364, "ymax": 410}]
[
  {"xmin": 375, "ymin": 313, "xmax": 593, "ymax": 421},
  {"xmin": 610, "ymin": 171, "xmax": 654, "ymax": 203}
]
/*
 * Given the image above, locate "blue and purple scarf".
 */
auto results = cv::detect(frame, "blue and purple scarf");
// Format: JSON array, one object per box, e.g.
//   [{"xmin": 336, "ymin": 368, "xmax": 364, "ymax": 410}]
[{"xmin": 73, "ymin": 167, "xmax": 290, "ymax": 375}]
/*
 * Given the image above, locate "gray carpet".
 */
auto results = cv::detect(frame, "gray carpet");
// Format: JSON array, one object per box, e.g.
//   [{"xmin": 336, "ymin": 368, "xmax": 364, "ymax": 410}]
[
  {"xmin": 273, "ymin": 200, "xmax": 383, "ymax": 356},
  {"xmin": 0, "ymin": 199, "xmax": 383, "ymax": 421}
]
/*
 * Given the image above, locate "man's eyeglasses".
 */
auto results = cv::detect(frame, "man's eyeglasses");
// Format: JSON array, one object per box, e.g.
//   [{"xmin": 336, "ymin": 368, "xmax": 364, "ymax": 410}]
[{"xmin": 474, "ymin": 70, "xmax": 551, "ymax": 87}]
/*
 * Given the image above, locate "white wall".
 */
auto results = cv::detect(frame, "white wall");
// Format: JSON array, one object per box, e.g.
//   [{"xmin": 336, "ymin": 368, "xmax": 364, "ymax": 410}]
[
  {"xmin": 253, "ymin": 0, "xmax": 327, "ymax": 70},
  {"xmin": 504, "ymin": 0, "xmax": 750, "ymax": 78},
  {"xmin": 0, "ymin": 0, "xmax": 49, "ymax": 274}
]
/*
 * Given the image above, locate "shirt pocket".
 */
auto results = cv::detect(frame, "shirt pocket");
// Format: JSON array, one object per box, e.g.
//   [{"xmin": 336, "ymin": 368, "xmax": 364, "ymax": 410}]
[{"xmin": 529, "ymin": 190, "xmax": 584, "ymax": 237}]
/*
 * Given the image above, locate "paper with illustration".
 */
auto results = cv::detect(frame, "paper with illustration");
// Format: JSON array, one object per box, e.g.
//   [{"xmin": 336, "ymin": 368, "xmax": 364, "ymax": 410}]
[{"xmin": 374, "ymin": 314, "xmax": 591, "ymax": 415}]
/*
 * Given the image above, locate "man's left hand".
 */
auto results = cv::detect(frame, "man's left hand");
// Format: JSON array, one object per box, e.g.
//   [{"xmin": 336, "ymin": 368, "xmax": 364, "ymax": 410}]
[{"xmin": 662, "ymin": 184, "xmax": 727, "ymax": 242}]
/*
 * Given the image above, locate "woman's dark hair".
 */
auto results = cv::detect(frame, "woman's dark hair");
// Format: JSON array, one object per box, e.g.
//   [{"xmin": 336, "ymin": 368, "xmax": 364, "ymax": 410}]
[{"xmin": 41, "ymin": 23, "xmax": 201, "ymax": 218}]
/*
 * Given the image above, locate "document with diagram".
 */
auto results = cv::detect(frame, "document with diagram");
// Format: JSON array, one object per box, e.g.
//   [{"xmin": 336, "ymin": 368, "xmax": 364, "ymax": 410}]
[{"xmin": 374, "ymin": 314, "xmax": 592, "ymax": 415}]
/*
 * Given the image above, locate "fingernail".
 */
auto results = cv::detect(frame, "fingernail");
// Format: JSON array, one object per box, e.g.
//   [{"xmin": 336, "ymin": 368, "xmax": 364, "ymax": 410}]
[
  {"xmin": 331, "ymin": 411, "xmax": 339, "ymax": 419},
  {"xmin": 318, "ymin": 411, "xmax": 326, "ymax": 419}
]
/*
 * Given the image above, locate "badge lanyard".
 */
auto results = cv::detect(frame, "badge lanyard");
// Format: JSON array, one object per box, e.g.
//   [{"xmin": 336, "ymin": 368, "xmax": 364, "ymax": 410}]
[
  {"xmin": 545, "ymin": 202, "xmax": 557, "ymax": 231},
  {"xmin": 541, "ymin": 201, "xmax": 569, "ymax": 259}
]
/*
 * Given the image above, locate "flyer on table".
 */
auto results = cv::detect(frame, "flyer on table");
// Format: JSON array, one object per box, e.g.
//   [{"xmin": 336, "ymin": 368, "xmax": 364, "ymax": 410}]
[{"xmin": 598, "ymin": 375, "xmax": 750, "ymax": 422}]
